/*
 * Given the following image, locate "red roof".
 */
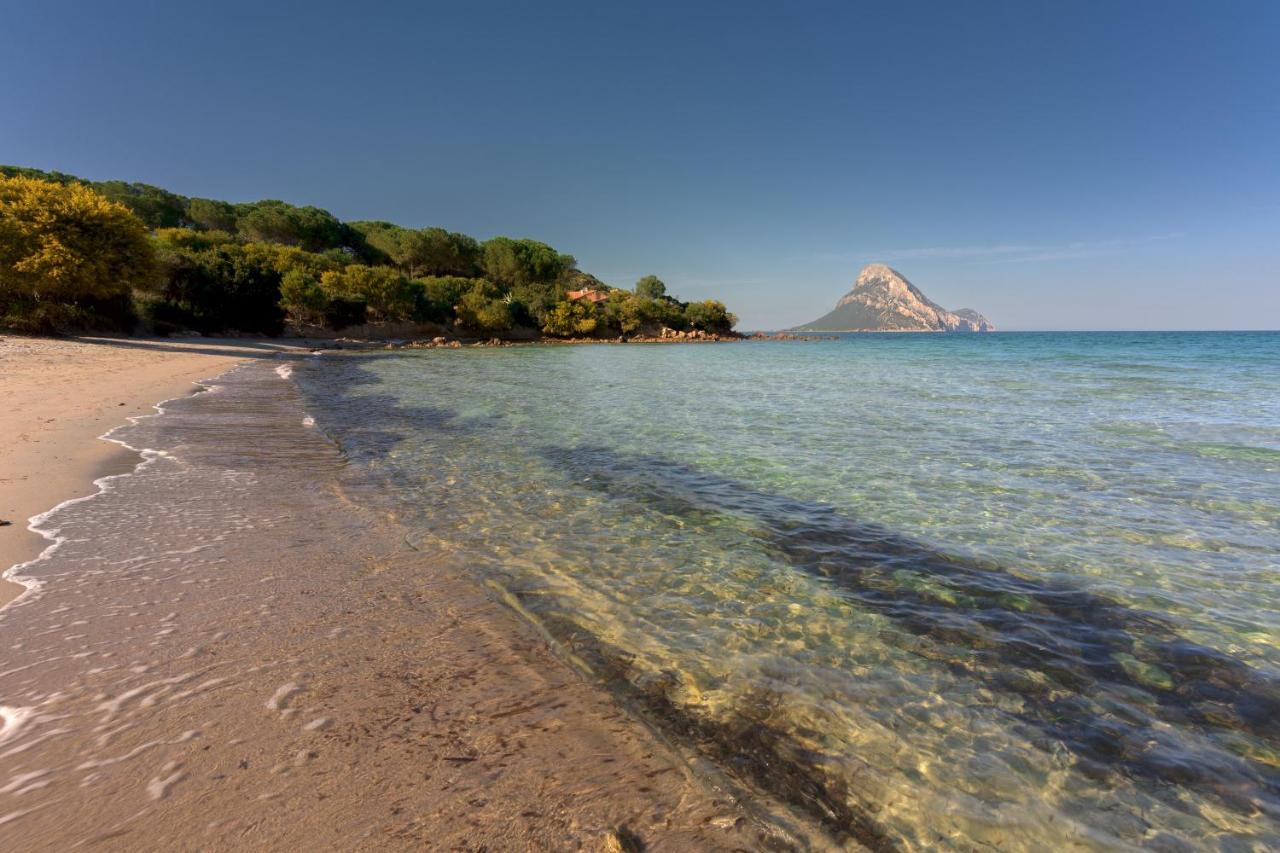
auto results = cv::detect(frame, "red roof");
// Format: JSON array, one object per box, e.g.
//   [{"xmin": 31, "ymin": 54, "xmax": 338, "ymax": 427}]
[{"xmin": 567, "ymin": 288, "xmax": 609, "ymax": 303}]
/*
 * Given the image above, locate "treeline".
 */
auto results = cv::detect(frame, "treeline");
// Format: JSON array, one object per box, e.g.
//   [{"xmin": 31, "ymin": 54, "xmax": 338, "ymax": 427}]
[{"xmin": 0, "ymin": 165, "xmax": 736, "ymax": 338}]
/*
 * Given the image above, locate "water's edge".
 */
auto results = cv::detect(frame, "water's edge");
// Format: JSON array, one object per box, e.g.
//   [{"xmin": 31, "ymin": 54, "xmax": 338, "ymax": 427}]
[
  {"xmin": 1, "ymin": 374, "xmax": 230, "ymax": 615},
  {"xmin": 291, "ymin": 335, "xmax": 1280, "ymax": 851},
  {"xmin": 1, "ymin": 356, "xmax": 816, "ymax": 849}
]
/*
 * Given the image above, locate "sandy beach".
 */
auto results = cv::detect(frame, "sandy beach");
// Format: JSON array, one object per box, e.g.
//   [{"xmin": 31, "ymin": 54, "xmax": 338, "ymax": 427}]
[
  {"xmin": 0, "ymin": 340, "xmax": 790, "ymax": 850},
  {"xmin": 0, "ymin": 336, "xmax": 307, "ymax": 607}
]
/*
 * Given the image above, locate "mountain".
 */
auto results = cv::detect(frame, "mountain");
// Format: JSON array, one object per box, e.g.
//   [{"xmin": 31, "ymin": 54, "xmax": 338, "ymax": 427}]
[{"xmin": 794, "ymin": 263, "xmax": 993, "ymax": 332}]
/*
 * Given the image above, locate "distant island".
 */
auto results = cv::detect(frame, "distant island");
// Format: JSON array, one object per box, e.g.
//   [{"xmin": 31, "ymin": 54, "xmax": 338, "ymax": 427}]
[
  {"xmin": 0, "ymin": 165, "xmax": 736, "ymax": 340},
  {"xmin": 795, "ymin": 263, "xmax": 993, "ymax": 332}
]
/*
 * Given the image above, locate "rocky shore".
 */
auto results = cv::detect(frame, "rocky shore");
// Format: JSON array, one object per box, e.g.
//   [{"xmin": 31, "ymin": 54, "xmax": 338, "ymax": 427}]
[{"xmin": 294, "ymin": 328, "xmax": 838, "ymax": 352}]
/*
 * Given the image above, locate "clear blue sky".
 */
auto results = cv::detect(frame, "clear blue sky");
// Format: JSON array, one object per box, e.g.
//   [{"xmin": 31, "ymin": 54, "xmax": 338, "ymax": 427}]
[{"xmin": 3, "ymin": 0, "xmax": 1277, "ymax": 329}]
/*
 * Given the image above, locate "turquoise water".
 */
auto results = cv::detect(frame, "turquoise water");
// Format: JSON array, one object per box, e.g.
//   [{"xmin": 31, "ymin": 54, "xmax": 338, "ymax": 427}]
[{"xmin": 296, "ymin": 332, "xmax": 1280, "ymax": 850}]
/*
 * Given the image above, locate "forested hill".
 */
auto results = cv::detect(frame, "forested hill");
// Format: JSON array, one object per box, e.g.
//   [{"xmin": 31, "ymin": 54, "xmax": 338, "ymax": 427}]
[{"xmin": 0, "ymin": 165, "xmax": 736, "ymax": 338}]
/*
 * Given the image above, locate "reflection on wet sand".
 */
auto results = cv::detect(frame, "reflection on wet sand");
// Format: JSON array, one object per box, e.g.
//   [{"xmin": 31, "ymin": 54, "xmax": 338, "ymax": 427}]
[{"xmin": 0, "ymin": 362, "xmax": 773, "ymax": 850}]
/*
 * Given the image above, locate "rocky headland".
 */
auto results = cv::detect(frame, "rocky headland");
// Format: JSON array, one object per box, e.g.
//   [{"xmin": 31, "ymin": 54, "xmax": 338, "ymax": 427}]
[{"xmin": 795, "ymin": 263, "xmax": 994, "ymax": 332}]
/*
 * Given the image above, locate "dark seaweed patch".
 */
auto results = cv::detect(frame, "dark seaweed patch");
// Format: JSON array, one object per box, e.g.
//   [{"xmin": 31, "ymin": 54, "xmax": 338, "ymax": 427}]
[
  {"xmin": 296, "ymin": 358, "xmax": 1280, "ymax": 833},
  {"xmin": 539, "ymin": 446, "xmax": 1280, "ymax": 816},
  {"xmin": 532, "ymin": 610, "xmax": 901, "ymax": 852}
]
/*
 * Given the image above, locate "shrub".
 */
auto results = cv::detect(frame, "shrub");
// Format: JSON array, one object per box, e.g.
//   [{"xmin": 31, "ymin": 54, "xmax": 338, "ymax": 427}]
[
  {"xmin": 280, "ymin": 269, "xmax": 329, "ymax": 325},
  {"xmin": 319, "ymin": 264, "xmax": 415, "ymax": 321},
  {"xmin": 0, "ymin": 174, "xmax": 155, "ymax": 332},
  {"xmin": 323, "ymin": 297, "xmax": 367, "ymax": 330},
  {"xmin": 235, "ymin": 200, "xmax": 347, "ymax": 252},
  {"xmin": 481, "ymin": 237, "xmax": 575, "ymax": 289},
  {"xmin": 185, "ymin": 197, "xmax": 238, "ymax": 231},
  {"xmin": 543, "ymin": 299, "xmax": 600, "ymax": 337},
  {"xmin": 455, "ymin": 279, "xmax": 513, "ymax": 332},
  {"xmin": 414, "ymin": 275, "xmax": 476, "ymax": 323},
  {"xmin": 153, "ymin": 228, "xmax": 238, "ymax": 252},
  {"xmin": 243, "ymin": 241, "xmax": 345, "ymax": 279},
  {"xmin": 92, "ymin": 181, "xmax": 187, "ymax": 229},
  {"xmin": 149, "ymin": 244, "xmax": 284, "ymax": 334},
  {"xmin": 0, "ymin": 292, "xmax": 140, "ymax": 334},
  {"xmin": 683, "ymin": 299, "xmax": 737, "ymax": 333},
  {"xmin": 635, "ymin": 275, "xmax": 666, "ymax": 300}
]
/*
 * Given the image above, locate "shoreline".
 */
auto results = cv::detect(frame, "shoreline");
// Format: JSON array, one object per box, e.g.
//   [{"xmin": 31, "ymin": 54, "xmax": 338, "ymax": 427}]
[
  {"xmin": 0, "ymin": 329, "xmax": 824, "ymax": 607},
  {"xmin": 0, "ymin": 344, "xmax": 791, "ymax": 849},
  {"xmin": 0, "ymin": 336, "xmax": 318, "ymax": 607}
]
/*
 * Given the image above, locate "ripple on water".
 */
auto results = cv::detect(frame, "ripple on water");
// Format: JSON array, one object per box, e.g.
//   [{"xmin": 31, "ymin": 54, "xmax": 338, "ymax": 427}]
[{"xmin": 294, "ymin": 333, "xmax": 1280, "ymax": 850}]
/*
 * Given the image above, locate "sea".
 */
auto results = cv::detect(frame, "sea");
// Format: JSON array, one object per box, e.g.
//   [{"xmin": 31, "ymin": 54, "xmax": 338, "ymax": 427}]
[{"xmin": 294, "ymin": 331, "xmax": 1280, "ymax": 850}]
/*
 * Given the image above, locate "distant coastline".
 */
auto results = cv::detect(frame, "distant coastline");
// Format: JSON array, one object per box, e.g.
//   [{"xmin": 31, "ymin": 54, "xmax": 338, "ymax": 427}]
[{"xmin": 1, "ymin": 165, "xmax": 739, "ymax": 343}]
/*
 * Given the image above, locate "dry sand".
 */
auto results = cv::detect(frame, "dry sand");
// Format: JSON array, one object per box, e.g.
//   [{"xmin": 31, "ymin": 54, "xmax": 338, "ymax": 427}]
[{"xmin": 0, "ymin": 338, "xmax": 799, "ymax": 850}]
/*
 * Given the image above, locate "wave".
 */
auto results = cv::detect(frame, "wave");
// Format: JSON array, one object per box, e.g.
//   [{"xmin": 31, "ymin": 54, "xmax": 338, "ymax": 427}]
[{"xmin": 1, "ymin": 372, "xmax": 237, "ymax": 615}]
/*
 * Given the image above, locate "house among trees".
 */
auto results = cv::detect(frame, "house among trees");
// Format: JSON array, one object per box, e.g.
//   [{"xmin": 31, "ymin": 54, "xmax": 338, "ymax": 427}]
[{"xmin": 567, "ymin": 287, "xmax": 609, "ymax": 304}]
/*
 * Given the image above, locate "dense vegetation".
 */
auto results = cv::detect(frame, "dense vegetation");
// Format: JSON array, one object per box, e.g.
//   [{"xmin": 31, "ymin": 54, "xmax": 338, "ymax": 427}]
[{"xmin": 0, "ymin": 165, "xmax": 737, "ymax": 338}]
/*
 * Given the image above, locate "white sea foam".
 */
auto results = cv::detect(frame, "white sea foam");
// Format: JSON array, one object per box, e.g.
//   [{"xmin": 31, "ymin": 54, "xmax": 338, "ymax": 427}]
[
  {"xmin": 275, "ymin": 364, "xmax": 293, "ymax": 379},
  {"xmin": 0, "ymin": 706, "xmax": 36, "ymax": 746},
  {"xmin": 265, "ymin": 681, "xmax": 301, "ymax": 712},
  {"xmin": 1, "ymin": 366, "xmax": 242, "ymax": 615},
  {"xmin": 302, "ymin": 716, "xmax": 330, "ymax": 732},
  {"xmin": 147, "ymin": 761, "xmax": 186, "ymax": 800},
  {"xmin": 0, "ymin": 768, "xmax": 51, "ymax": 795}
]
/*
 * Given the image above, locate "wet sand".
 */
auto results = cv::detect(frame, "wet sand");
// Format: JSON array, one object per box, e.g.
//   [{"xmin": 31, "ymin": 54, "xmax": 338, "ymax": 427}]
[
  {"xmin": 0, "ymin": 352, "xmax": 793, "ymax": 849},
  {"xmin": 0, "ymin": 336, "xmax": 308, "ymax": 606}
]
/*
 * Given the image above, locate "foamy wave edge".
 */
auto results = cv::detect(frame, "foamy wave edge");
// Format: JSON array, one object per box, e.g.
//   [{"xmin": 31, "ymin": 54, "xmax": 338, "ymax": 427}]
[
  {"xmin": 0, "ymin": 362, "xmax": 255, "ymax": 616},
  {"xmin": 294, "ymin": 350, "xmax": 323, "ymax": 428}
]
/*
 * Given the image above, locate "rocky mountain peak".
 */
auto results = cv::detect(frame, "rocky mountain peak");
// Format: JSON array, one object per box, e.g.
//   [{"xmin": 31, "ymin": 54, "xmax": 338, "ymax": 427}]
[{"xmin": 796, "ymin": 264, "xmax": 993, "ymax": 332}]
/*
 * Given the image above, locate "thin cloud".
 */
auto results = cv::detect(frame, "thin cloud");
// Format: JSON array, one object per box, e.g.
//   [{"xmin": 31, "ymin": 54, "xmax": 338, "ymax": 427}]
[
  {"xmin": 993, "ymin": 232, "xmax": 1185, "ymax": 263},
  {"xmin": 813, "ymin": 232, "xmax": 1185, "ymax": 265},
  {"xmin": 871, "ymin": 244, "xmax": 1037, "ymax": 260}
]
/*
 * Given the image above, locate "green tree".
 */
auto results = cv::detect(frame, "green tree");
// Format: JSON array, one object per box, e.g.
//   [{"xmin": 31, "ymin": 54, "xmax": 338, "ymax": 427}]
[
  {"xmin": 280, "ymin": 269, "xmax": 328, "ymax": 324},
  {"xmin": 1, "ymin": 174, "xmax": 156, "ymax": 311},
  {"xmin": 319, "ymin": 264, "xmax": 415, "ymax": 321},
  {"xmin": 635, "ymin": 275, "xmax": 666, "ymax": 300},
  {"xmin": 241, "ymin": 241, "xmax": 345, "ymax": 279},
  {"xmin": 348, "ymin": 224, "xmax": 480, "ymax": 277},
  {"xmin": 603, "ymin": 291, "xmax": 645, "ymax": 334},
  {"xmin": 481, "ymin": 237, "xmax": 575, "ymax": 289},
  {"xmin": 414, "ymin": 275, "xmax": 476, "ymax": 323},
  {"xmin": 348, "ymin": 221, "xmax": 407, "ymax": 267},
  {"xmin": 185, "ymin": 198, "xmax": 238, "ymax": 231},
  {"xmin": 236, "ymin": 200, "xmax": 347, "ymax": 252},
  {"xmin": 683, "ymin": 299, "xmax": 737, "ymax": 333},
  {"xmin": 92, "ymin": 181, "xmax": 187, "ymax": 229},
  {"xmin": 148, "ymin": 243, "xmax": 285, "ymax": 334},
  {"xmin": 543, "ymin": 299, "xmax": 601, "ymax": 337},
  {"xmin": 455, "ymin": 279, "xmax": 513, "ymax": 332},
  {"xmin": 404, "ymin": 228, "xmax": 481, "ymax": 277},
  {"xmin": 1, "ymin": 164, "xmax": 746, "ymax": 337},
  {"xmin": 153, "ymin": 227, "xmax": 238, "ymax": 252},
  {"xmin": 0, "ymin": 165, "xmax": 79, "ymax": 184}
]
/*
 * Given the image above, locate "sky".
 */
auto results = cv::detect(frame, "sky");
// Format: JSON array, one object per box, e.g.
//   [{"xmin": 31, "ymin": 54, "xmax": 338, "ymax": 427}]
[{"xmin": 2, "ymin": 0, "xmax": 1277, "ymax": 330}]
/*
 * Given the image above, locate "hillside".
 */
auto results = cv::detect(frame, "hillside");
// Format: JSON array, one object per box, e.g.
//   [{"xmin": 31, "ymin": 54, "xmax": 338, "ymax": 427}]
[
  {"xmin": 0, "ymin": 165, "xmax": 736, "ymax": 338},
  {"xmin": 796, "ymin": 263, "xmax": 993, "ymax": 332}
]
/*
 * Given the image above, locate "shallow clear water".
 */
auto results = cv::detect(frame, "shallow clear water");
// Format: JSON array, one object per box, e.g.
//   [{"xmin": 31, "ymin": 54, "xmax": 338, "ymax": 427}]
[{"xmin": 296, "ymin": 332, "xmax": 1280, "ymax": 850}]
